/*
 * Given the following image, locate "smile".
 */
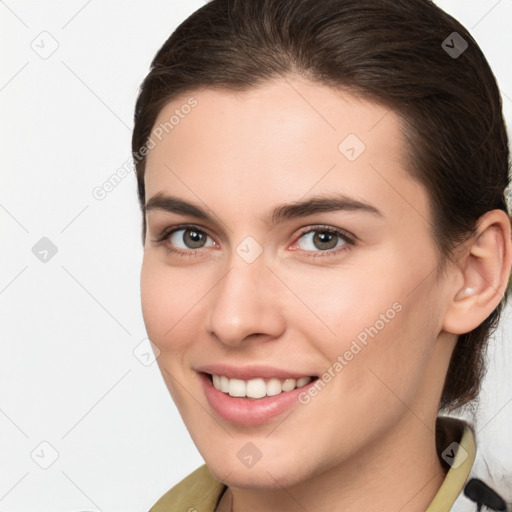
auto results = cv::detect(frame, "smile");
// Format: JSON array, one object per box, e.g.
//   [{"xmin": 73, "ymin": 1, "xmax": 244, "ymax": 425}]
[
  {"xmin": 198, "ymin": 371, "xmax": 320, "ymax": 426},
  {"xmin": 210, "ymin": 374, "xmax": 315, "ymax": 399}
]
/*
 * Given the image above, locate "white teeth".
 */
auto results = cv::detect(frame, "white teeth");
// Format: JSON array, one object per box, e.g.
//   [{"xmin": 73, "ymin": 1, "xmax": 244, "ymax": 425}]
[
  {"xmin": 296, "ymin": 377, "xmax": 311, "ymax": 387},
  {"xmin": 219, "ymin": 375, "xmax": 229, "ymax": 393},
  {"xmin": 281, "ymin": 378, "xmax": 296, "ymax": 392},
  {"xmin": 228, "ymin": 378, "xmax": 246, "ymax": 397},
  {"xmin": 246, "ymin": 378, "xmax": 267, "ymax": 398},
  {"xmin": 266, "ymin": 378, "xmax": 283, "ymax": 396},
  {"xmin": 211, "ymin": 374, "xmax": 313, "ymax": 398}
]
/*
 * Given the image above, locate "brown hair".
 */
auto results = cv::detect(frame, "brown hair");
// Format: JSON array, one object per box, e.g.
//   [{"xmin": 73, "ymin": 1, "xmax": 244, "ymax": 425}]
[{"xmin": 131, "ymin": 0, "xmax": 511, "ymax": 411}]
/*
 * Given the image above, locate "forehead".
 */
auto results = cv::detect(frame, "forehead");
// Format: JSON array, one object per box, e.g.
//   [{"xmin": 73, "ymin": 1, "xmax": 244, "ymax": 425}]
[
  {"xmin": 144, "ymin": 77, "xmax": 429, "ymax": 227},
  {"xmin": 148, "ymin": 78, "xmax": 403, "ymax": 164}
]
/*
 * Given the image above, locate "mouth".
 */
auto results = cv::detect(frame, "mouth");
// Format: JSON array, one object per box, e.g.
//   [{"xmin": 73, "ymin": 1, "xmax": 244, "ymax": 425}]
[
  {"xmin": 198, "ymin": 371, "xmax": 320, "ymax": 426},
  {"xmin": 205, "ymin": 372, "xmax": 319, "ymax": 399}
]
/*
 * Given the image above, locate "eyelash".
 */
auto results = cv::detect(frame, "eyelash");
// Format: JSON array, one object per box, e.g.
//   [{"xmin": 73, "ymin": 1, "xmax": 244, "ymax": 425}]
[{"xmin": 150, "ymin": 223, "xmax": 355, "ymax": 259}]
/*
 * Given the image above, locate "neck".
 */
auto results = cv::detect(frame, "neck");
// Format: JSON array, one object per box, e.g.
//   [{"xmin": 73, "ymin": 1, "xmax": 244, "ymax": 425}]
[{"xmin": 227, "ymin": 414, "xmax": 446, "ymax": 512}]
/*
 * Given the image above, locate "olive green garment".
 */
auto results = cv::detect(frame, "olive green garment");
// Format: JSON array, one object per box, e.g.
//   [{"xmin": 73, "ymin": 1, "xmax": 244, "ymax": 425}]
[{"xmin": 149, "ymin": 416, "xmax": 476, "ymax": 512}]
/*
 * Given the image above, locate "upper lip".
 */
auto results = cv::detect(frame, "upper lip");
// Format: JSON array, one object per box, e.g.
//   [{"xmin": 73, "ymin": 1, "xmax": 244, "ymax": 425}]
[{"xmin": 196, "ymin": 363, "xmax": 317, "ymax": 381}]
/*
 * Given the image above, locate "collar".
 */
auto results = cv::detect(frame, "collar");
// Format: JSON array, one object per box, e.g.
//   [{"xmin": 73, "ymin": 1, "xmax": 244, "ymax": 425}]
[{"xmin": 426, "ymin": 415, "xmax": 476, "ymax": 511}]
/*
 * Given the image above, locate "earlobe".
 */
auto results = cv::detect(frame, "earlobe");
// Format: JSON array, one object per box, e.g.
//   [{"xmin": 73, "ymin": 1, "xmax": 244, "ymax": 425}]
[{"xmin": 442, "ymin": 210, "xmax": 512, "ymax": 335}]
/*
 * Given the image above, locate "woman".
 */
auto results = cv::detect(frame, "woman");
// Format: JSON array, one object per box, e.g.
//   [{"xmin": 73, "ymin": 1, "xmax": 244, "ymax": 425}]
[{"xmin": 131, "ymin": 0, "xmax": 512, "ymax": 510}]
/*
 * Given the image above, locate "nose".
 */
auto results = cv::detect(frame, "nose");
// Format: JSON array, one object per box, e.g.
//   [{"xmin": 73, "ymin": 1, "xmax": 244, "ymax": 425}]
[{"xmin": 205, "ymin": 254, "xmax": 286, "ymax": 347}]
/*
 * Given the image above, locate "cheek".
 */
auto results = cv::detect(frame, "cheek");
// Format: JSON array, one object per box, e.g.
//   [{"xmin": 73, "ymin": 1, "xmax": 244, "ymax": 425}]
[
  {"xmin": 282, "ymin": 260, "xmax": 404, "ymax": 348},
  {"xmin": 341, "ymin": 283, "xmax": 441, "ymax": 409},
  {"xmin": 140, "ymin": 257, "xmax": 203, "ymax": 351},
  {"xmin": 294, "ymin": 257, "xmax": 441, "ymax": 400}
]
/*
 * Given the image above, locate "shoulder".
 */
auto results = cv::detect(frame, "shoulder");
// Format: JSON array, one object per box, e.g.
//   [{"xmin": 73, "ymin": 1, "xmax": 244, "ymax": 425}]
[{"xmin": 149, "ymin": 464, "xmax": 227, "ymax": 512}]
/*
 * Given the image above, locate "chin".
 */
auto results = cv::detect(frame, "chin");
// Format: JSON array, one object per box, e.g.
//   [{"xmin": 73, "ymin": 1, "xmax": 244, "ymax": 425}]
[{"xmin": 203, "ymin": 452, "xmax": 318, "ymax": 490}]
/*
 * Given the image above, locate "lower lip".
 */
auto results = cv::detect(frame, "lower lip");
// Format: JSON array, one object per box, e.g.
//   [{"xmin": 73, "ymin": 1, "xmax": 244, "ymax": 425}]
[{"xmin": 199, "ymin": 372, "xmax": 318, "ymax": 426}]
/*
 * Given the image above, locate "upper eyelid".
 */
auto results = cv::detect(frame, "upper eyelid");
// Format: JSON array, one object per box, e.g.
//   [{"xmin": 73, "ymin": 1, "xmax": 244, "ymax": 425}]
[
  {"xmin": 152, "ymin": 223, "xmax": 216, "ymax": 243},
  {"xmin": 296, "ymin": 225, "xmax": 354, "ymax": 240}
]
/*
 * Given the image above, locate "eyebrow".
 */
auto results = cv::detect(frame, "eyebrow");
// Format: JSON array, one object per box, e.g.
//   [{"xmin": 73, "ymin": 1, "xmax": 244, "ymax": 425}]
[{"xmin": 144, "ymin": 192, "xmax": 383, "ymax": 225}]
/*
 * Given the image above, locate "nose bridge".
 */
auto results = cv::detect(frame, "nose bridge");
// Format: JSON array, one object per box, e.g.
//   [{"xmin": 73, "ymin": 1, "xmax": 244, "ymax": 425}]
[{"xmin": 206, "ymin": 243, "xmax": 284, "ymax": 345}]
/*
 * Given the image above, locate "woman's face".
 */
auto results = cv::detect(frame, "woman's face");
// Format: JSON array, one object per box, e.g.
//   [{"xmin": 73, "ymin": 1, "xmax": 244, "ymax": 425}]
[{"xmin": 141, "ymin": 77, "xmax": 457, "ymax": 488}]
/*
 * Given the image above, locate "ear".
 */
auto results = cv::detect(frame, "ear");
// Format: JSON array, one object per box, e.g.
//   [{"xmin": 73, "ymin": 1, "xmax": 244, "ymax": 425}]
[{"xmin": 442, "ymin": 210, "xmax": 512, "ymax": 335}]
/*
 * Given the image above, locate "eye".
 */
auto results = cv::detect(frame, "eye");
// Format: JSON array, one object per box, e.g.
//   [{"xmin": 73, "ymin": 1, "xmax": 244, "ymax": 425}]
[
  {"xmin": 292, "ymin": 226, "xmax": 353, "ymax": 256},
  {"xmin": 151, "ymin": 224, "xmax": 217, "ymax": 255},
  {"xmin": 169, "ymin": 227, "xmax": 215, "ymax": 250}
]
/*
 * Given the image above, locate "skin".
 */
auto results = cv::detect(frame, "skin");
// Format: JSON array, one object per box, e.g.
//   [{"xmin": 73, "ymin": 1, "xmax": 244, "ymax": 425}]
[{"xmin": 140, "ymin": 76, "xmax": 512, "ymax": 512}]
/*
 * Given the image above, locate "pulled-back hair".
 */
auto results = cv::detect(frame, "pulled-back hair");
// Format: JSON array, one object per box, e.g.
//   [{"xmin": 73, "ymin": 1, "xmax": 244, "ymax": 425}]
[{"xmin": 132, "ymin": 0, "xmax": 511, "ymax": 411}]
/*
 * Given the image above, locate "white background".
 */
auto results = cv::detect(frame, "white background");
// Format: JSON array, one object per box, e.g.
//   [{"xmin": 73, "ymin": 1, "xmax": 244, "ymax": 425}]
[{"xmin": 1, "ymin": 1, "xmax": 511, "ymax": 511}]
